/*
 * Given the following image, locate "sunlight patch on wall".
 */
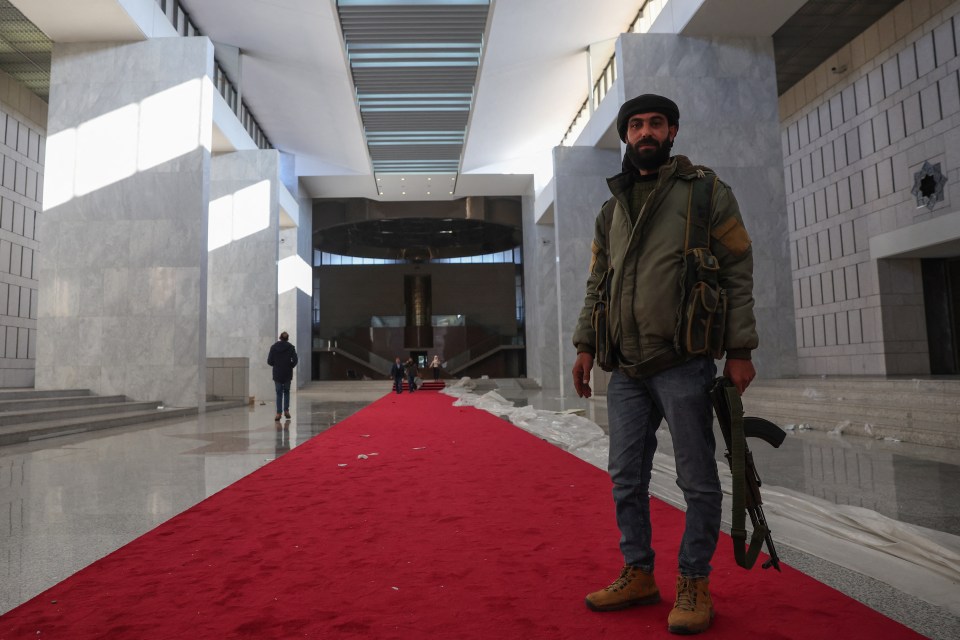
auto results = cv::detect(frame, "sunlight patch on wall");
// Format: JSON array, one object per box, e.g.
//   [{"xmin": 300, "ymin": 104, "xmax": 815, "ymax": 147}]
[
  {"xmin": 208, "ymin": 180, "xmax": 272, "ymax": 252},
  {"xmin": 277, "ymin": 255, "xmax": 311, "ymax": 296},
  {"xmin": 43, "ymin": 79, "xmax": 205, "ymax": 210},
  {"xmin": 138, "ymin": 80, "xmax": 204, "ymax": 172}
]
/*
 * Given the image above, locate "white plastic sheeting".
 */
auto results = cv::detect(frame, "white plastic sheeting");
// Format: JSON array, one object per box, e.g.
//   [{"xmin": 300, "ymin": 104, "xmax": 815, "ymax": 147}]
[{"xmin": 443, "ymin": 378, "xmax": 960, "ymax": 615}]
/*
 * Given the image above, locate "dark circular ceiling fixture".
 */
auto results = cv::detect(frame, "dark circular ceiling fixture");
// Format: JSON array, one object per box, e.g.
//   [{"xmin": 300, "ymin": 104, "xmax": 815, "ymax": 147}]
[{"xmin": 315, "ymin": 217, "xmax": 521, "ymax": 262}]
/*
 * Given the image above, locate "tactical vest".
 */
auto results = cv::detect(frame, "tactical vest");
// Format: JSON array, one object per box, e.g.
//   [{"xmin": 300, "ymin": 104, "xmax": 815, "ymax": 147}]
[{"xmin": 591, "ymin": 171, "xmax": 727, "ymax": 372}]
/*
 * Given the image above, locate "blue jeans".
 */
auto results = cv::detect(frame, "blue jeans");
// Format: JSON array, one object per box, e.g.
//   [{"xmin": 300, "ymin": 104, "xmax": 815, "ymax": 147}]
[
  {"xmin": 606, "ymin": 356, "xmax": 721, "ymax": 577},
  {"xmin": 275, "ymin": 381, "xmax": 291, "ymax": 414},
  {"xmin": 394, "ymin": 377, "xmax": 403, "ymax": 394}
]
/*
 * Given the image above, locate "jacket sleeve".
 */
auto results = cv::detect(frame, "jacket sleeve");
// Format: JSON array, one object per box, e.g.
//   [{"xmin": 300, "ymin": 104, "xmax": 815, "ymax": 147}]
[
  {"xmin": 291, "ymin": 349, "xmax": 298, "ymax": 368},
  {"xmin": 709, "ymin": 181, "xmax": 759, "ymax": 359},
  {"xmin": 267, "ymin": 347, "xmax": 275, "ymax": 366},
  {"xmin": 571, "ymin": 201, "xmax": 612, "ymax": 355}
]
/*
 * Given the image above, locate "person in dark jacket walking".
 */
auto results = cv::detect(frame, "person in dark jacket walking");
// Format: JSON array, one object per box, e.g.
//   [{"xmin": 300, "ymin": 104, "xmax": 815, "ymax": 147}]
[
  {"xmin": 390, "ymin": 357, "xmax": 404, "ymax": 394},
  {"xmin": 267, "ymin": 331, "xmax": 298, "ymax": 421},
  {"xmin": 404, "ymin": 356, "xmax": 418, "ymax": 393}
]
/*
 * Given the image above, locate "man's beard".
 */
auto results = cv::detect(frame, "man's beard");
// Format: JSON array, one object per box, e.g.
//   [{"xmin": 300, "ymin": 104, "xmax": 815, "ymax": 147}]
[{"xmin": 626, "ymin": 136, "xmax": 673, "ymax": 171}]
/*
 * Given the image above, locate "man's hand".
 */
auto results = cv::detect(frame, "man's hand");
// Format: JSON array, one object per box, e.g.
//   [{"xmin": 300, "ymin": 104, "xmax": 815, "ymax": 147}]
[
  {"xmin": 573, "ymin": 352, "xmax": 594, "ymax": 398},
  {"xmin": 723, "ymin": 358, "xmax": 756, "ymax": 394}
]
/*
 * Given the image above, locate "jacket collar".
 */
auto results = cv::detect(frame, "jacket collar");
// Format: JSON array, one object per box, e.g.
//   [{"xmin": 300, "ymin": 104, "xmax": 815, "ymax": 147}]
[{"xmin": 607, "ymin": 154, "xmax": 696, "ymax": 201}]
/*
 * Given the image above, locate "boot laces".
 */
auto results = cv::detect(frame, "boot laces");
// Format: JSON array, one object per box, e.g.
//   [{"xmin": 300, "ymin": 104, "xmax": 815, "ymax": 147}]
[
  {"xmin": 675, "ymin": 577, "xmax": 698, "ymax": 611},
  {"xmin": 606, "ymin": 565, "xmax": 636, "ymax": 592}
]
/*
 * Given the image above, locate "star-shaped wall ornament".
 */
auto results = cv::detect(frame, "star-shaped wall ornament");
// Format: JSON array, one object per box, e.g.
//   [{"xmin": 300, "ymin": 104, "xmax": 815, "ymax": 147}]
[{"xmin": 911, "ymin": 160, "xmax": 948, "ymax": 211}]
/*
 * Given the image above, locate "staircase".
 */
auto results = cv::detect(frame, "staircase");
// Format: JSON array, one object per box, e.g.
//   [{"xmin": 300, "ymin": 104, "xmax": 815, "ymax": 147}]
[
  {"xmin": 0, "ymin": 389, "xmax": 241, "ymax": 446},
  {"xmin": 400, "ymin": 380, "xmax": 446, "ymax": 392},
  {"xmin": 742, "ymin": 377, "xmax": 960, "ymax": 449}
]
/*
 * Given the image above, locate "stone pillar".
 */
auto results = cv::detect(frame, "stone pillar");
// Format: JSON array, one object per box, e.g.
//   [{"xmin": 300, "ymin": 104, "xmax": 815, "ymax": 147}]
[
  {"xmin": 290, "ymin": 191, "xmax": 313, "ymax": 388},
  {"xmin": 207, "ymin": 150, "xmax": 281, "ymax": 404},
  {"xmin": 520, "ymin": 194, "xmax": 551, "ymax": 387},
  {"xmin": 616, "ymin": 33, "xmax": 798, "ymax": 378},
  {"xmin": 37, "ymin": 38, "xmax": 214, "ymax": 407},
  {"xmin": 553, "ymin": 146, "xmax": 622, "ymax": 395}
]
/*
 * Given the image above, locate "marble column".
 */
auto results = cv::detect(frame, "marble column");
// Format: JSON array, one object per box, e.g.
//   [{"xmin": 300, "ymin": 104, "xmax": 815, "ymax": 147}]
[
  {"xmin": 207, "ymin": 150, "xmax": 281, "ymax": 404},
  {"xmin": 520, "ymin": 194, "xmax": 552, "ymax": 387},
  {"xmin": 616, "ymin": 33, "xmax": 798, "ymax": 378},
  {"xmin": 553, "ymin": 146, "xmax": 622, "ymax": 395},
  {"xmin": 290, "ymin": 191, "xmax": 313, "ymax": 388},
  {"xmin": 37, "ymin": 38, "xmax": 214, "ymax": 408}
]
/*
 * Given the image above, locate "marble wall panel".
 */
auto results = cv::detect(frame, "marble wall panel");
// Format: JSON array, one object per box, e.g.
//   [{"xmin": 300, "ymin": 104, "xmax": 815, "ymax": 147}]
[
  {"xmin": 208, "ymin": 149, "xmax": 280, "ymax": 404},
  {"xmin": 36, "ymin": 38, "xmax": 213, "ymax": 407},
  {"xmin": 553, "ymin": 146, "xmax": 621, "ymax": 395},
  {"xmin": 521, "ymin": 194, "xmax": 549, "ymax": 387},
  {"xmin": 294, "ymin": 192, "xmax": 312, "ymax": 388},
  {"xmin": 277, "ymin": 224, "xmax": 301, "ymax": 388}
]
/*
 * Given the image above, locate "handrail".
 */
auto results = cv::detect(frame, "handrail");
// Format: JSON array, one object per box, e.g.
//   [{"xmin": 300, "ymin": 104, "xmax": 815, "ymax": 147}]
[
  {"xmin": 316, "ymin": 333, "xmax": 523, "ymax": 377},
  {"xmin": 560, "ymin": 1, "xmax": 651, "ymax": 146},
  {"xmin": 315, "ymin": 336, "xmax": 394, "ymax": 375},
  {"xmin": 444, "ymin": 335, "xmax": 524, "ymax": 373},
  {"xmin": 155, "ymin": 0, "xmax": 272, "ymax": 150}
]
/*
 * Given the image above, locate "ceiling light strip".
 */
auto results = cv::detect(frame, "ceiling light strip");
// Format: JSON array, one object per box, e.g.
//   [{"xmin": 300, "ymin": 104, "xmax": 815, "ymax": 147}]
[{"xmin": 337, "ymin": 0, "xmax": 490, "ymax": 177}]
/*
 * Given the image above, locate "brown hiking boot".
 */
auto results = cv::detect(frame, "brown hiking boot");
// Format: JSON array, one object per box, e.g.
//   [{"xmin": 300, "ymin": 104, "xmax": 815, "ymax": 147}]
[
  {"xmin": 585, "ymin": 565, "xmax": 660, "ymax": 611},
  {"xmin": 667, "ymin": 576, "xmax": 714, "ymax": 634}
]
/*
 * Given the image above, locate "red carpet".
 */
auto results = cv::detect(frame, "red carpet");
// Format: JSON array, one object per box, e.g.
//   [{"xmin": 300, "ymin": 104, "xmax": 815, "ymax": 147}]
[{"xmin": 0, "ymin": 392, "xmax": 923, "ymax": 639}]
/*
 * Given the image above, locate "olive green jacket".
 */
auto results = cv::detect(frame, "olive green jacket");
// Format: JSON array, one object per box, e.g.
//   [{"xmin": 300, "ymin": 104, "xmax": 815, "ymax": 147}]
[{"xmin": 572, "ymin": 155, "xmax": 758, "ymax": 374}]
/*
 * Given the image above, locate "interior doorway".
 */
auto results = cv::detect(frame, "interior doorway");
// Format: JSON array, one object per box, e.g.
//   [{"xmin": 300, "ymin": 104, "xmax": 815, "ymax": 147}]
[
  {"xmin": 409, "ymin": 351, "xmax": 428, "ymax": 371},
  {"xmin": 921, "ymin": 257, "xmax": 960, "ymax": 374}
]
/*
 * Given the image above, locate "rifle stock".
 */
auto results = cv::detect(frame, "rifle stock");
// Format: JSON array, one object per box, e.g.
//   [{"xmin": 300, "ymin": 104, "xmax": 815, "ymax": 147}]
[{"xmin": 710, "ymin": 377, "xmax": 786, "ymax": 571}]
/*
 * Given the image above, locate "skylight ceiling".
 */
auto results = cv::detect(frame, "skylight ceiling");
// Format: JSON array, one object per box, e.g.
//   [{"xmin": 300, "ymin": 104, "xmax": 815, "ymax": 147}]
[
  {"xmin": 0, "ymin": 0, "xmax": 51, "ymax": 101},
  {"xmin": 337, "ymin": 0, "xmax": 490, "ymax": 179}
]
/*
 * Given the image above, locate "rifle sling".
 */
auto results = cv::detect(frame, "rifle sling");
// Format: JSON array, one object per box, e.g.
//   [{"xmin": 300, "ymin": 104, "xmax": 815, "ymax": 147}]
[{"xmin": 724, "ymin": 381, "xmax": 768, "ymax": 569}]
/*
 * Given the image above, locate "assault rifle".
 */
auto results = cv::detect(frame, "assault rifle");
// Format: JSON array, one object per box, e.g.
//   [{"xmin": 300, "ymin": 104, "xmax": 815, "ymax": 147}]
[{"xmin": 709, "ymin": 376, "xmax": 786, "ymax": 571}]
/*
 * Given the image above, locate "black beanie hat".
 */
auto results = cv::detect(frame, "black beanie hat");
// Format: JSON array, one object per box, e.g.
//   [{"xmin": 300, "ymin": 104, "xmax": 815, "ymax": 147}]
[{"xmin": 616, "ymin": 94, "xmax": 680, "ymax": 141}]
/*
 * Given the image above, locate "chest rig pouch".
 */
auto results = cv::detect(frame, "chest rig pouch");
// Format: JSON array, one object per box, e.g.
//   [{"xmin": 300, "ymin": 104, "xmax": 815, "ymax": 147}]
[{"xmin": 681, "ymin": 174, "xmax": 727, "ymax": 359}]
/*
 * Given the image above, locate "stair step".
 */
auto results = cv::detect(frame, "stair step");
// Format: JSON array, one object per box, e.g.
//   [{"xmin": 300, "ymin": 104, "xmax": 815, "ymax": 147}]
[
  {"xmin": 0, "ymin": 401, "xmax": 165, "ymax": 426},
  {"xmin": 402, "ymin": 381, "xmax": 446, "ymax": 391},
  {"xmin": 741, "ymin": 409, "xmax": 960, "ymax": 449},
  {"xmin": 743, "ymin": 397, "xmax": 959, "ymax": 425},
  {"xmin": 0, "ymin": 388, "xmax": 92, "ymax": 401},
  {"xmin": 0, "ymin": 395, "xmax": 130, "ymax": 412},
  {"xmin": 742, "ymin": 378, "xmax": 960, "ymax": 449},
  {"xmin": 0, "ymin": 406, "xmax": 198, "ymax": 446},
  {"xmin": 747, "ymin": 386, "xmax": 960, "ymax": 410}
]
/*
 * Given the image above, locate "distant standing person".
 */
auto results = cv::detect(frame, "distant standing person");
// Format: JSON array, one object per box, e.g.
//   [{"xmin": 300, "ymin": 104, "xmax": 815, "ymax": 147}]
[
  {"xmin": 267, "ymin": 331, "xmax": 298, "ymax": 421},
  {"xmin": 430, "ymin": 355, "xmax": 442, "ymax": 381},
  {"xmin": 390, "ymin": 357, "xmax": 404, "ymax": 394}
]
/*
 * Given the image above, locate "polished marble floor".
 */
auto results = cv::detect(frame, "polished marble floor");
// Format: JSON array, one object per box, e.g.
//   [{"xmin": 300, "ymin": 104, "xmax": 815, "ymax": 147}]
[
  {"xmin": 1, "ymin": 380, "xmax": 958, "ymax": 638},
  {"xmin": 497, "ymin": 385, "xmax": 960, "ymax": 537}
]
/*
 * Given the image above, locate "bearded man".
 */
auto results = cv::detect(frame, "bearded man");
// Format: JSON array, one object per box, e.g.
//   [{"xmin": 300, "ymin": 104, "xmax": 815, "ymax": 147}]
[{"xmin": 571, "ymin": 94, "xmax": 758, "ymax": 635}]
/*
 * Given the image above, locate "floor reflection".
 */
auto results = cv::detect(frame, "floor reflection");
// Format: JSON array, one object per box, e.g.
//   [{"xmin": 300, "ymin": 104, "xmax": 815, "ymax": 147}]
[
  {"xmin": 295, "ymin": 401, "xmax": 371, "ymax": 444},
  {"xmin": 495, "ymin": 387, "xmax": 960, "ymax": 537}
]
